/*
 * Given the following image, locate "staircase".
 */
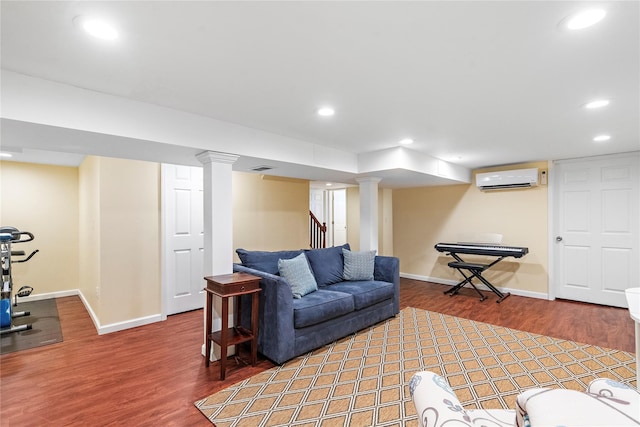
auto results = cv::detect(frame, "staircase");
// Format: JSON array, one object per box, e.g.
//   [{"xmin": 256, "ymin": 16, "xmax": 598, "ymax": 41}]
[{"xmin": 309, "ymin": 211, "xmax": 327, "ymax": 249}]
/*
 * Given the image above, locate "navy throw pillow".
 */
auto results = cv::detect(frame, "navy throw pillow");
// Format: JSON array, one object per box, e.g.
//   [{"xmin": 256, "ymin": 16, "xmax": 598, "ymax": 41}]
[
  {"xmin": 305, "ymin": 243, "xmax": 350, "ymax": 287},
  {"xmin": 236, "ymin": 248, "xmax": 303, "ymax": 275}
]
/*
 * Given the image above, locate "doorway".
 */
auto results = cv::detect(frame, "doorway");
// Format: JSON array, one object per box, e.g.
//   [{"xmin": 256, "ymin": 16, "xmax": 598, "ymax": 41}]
[
  {"xmin": 329, "ymin": 189, "xmax": 347, "ymax": 247},
  {"xmin": 309, "ymin": 186, "xmax": 348, "ymax": 248}
]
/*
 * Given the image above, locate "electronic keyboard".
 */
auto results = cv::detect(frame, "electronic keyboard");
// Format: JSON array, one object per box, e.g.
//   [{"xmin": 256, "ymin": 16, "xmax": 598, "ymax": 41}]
[
  {"xmin": 434, "ymin": 242, "xmax": 529, "ymax": 302},
  {"xmin": 434, "ymin": 242, "xmax": 528, "ymax": 258}
]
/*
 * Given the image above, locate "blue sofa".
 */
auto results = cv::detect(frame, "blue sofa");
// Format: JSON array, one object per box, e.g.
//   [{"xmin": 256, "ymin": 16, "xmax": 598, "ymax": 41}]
[{"xmin": 233, "ymin": 244, "xmax": 400, "ymax": 365}]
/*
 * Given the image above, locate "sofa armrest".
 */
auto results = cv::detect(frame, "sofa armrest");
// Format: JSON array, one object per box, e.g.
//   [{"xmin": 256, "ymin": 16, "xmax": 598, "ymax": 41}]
[
  {"xmin": 587, "ymin": 378, "xmax": 639, "ymax": 422},
  {"xmin": 410, "ymin": 371, "xmax": 471, "ymax": 427},
  {"xmin": 374, "ymin": 255, "xmax": 400, "ymax": 314},
  {"xmin": 233, "ymin": 264, "xmax": 296, "ymax": 364},
  {"xmin": 516, "ymin": 382, "xmax": 640, "ymax": 427}
]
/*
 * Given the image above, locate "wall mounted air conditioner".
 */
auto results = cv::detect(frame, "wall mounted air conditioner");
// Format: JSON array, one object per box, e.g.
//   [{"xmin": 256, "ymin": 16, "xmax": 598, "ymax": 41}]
[{"xmin": 476, "ymin": 168, "xmax": 539, "ymax": 191}]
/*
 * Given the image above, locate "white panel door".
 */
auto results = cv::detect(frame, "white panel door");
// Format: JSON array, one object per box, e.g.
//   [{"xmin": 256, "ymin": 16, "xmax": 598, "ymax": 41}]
[
  {"xmin": 553, "ymin": 153, "xmax": 639, "ymax": 307},
  {"xmin": 162, "ymin": 164, "xmax": 204, "ymax": 315},
  {"xmin": 309, "ymin": 188, "xmax": 325, "ymax": 222},
  {"xmin": 331, "ymin": 189, "xmax": 347, "ymax": 246}
]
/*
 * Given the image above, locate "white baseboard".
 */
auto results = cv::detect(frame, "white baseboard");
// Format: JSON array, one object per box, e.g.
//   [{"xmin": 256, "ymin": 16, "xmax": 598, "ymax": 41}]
[
  {"xmin": 97, "ymin": 313, "xmax": 163, "ymax": 335},
  {"xmin": 400, "ymin": 272, "xmax": 549, "ymax": 300},
  {"xmin": 401, "ymin": 272, "xmax": 458, "ymax": 286},
  {"xmin": 76, "ymin": 290, "xmax": 102, "ymax": 332},
  {"xmin": 17, "ymin": 289, "xmax": 163, "ymax": 335},
  {"xmin": 201, "ymin": 343, "xmax": 218, "ymax": 362},
  {"xmin": 17, "ymin": 289, "xmax": 80, "ymax": 302},
  {"xmin": 75, "ymin": 290, "xmax": 162, "ymax": 335}
]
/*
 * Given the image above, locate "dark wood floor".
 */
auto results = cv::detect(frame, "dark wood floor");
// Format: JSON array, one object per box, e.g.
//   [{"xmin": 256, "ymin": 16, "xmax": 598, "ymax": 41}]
[{"xmin": 0, "ymin": 279, "xmax": 635, "ymax": 426}]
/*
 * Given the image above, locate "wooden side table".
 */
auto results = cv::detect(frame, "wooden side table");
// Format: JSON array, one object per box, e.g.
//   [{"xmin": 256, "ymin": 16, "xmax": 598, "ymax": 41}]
[{"xmin": 204, "ymin": 273, "xmax": 261, "ymax": 380}]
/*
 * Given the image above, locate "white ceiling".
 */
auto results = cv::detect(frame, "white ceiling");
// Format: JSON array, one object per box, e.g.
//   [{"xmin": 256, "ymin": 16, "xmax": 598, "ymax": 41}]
[{"xmin": 1, "ymin": 1, "xmax": 638, "ymax": 187}]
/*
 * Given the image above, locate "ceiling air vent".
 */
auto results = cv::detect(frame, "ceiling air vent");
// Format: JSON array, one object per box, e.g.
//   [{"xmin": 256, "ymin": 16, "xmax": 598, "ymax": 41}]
[{"xmin": 251, "ymin": 165, "xmax": 274, "ymax": 172}]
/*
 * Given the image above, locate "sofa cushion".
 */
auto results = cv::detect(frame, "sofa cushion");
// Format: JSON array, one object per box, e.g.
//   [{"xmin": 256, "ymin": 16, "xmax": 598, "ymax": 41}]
[
  {"xmin": 278, "ymin": 253, "xmax": 317, "ymax": 299},
  {"xmin": 343, "ymin": 249, "xmax": 376, "ymax": 281},
  {"xmin": 516, "ymin": 385, "xmax": 640, "ymax": 426},
  {"xmin": 328, "ymin": 280, "xmax": 394, "ymax": 310},
  {"xmin": 305, "ymin": 244, "xmax": 350, "ymax": 287},
  {"xmin": 236, "ymin": 248, "xmax": 303, "ymax": 275},
  {"xmin": 292, "ymin": 289, "xmax": 354, "ymax": 328}
]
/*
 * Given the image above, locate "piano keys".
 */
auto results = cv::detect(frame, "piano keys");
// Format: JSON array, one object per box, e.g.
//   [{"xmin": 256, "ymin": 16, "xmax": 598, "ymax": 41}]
[{"xmin": 434, "ymin": 242, "xmax": 528, "ymax": 258}]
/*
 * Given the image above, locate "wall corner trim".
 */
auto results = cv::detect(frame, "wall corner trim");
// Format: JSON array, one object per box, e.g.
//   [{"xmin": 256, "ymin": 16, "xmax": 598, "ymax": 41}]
[
  {"xmin": 96, "ymin": 313, "xmax": 163, "ymax": 335},
  {"xmin": 19, "ymin": 289, "xmax": 163, "ymax": 335}
]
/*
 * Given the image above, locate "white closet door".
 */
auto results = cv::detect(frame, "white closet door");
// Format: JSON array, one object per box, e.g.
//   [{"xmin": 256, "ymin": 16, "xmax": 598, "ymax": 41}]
[
  {"xmin": 553, "ymin": 153, "xmax": 639, "ymax": 307},
  {"xmin": 162, "ymin": 164, "xmax": 204, "ymax": 315}
]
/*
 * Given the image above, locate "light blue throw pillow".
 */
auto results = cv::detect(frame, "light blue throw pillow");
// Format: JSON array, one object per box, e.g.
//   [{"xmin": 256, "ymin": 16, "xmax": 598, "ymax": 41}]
[
  {"xmin": 342, "ymin": 248, "xmax": 376, "ymax": 281},
  {"xmin": 278, "ymin": 253, "xmax": 318, "ymax": 299}
]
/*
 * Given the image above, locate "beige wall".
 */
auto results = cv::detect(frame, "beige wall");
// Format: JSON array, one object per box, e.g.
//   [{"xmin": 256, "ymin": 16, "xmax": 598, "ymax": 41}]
[
  {"xmin": 379, "ymin": 188, "xmax": 394, "ymax": 256},
  {"xmin": 346, "ymin": 187, "xmax": 360, "ymax": 250},
  {"xmin": 0, "ymin": 161, "xmax": 79, "ymax": 295},
  {"xmin": 0, "ymin": 157, "xmax": 551, "ymax": 323},
  {"xmin": 78, "ymin": 157, "xmax": 101, "ymax": 312},
  {"xmin": 232, "ymin": 173, "xmax": 309, "ymax": 257},
  {"xmin": 393, "ymin": 161, "xmax": 549, "ymax": 295},
  {"xmin": 98, "ymin": 157, "xmax": 161, "ymax": 325},
  {"xmin": 2, "ymin": 161, "xmax": 309, "ymax": 327},
  {"xmin": 78, "ymin": 156, "xmax": 161, "ymax": 325},
  {"xmin": 1, "ymin": 158, "xmax": 549, "ymax": 321}
]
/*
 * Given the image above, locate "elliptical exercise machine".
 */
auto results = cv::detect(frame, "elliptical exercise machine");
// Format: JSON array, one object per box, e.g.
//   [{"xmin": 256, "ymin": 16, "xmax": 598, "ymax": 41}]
[{"xmin": 1, "ymin": 226, "xmax": 38, "ymax": 335}]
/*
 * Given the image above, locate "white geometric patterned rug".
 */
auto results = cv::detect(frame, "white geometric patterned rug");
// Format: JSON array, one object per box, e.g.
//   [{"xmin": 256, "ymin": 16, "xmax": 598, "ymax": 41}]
[{"xmin": 194, "ymin": 307, "xmax": 637, "ymax": 427}]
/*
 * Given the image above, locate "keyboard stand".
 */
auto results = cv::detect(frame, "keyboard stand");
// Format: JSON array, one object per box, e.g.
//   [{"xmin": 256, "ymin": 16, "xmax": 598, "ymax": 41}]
[{"xmin": 443, "ymin": 253, "xmax": 511, "ymax": 303}]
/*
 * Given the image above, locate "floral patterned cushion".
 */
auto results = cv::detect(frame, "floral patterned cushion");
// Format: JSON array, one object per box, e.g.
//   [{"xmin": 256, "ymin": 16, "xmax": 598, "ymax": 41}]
[
  {"xmin": 516, "ymin": 378, "xmax": 639, "ymax": 427},
  {"xmin": 409, "ymin": 371, "xmax": 514, "ymax": 427}
]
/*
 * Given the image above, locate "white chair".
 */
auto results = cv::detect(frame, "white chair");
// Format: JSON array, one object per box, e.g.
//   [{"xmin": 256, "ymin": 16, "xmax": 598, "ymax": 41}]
[
  {"xmin": 410, "ymin": 371, "xmax": 640, "ymax": 427},
  {"xmin": 409, "ymin": 371, "xmax": 514, "ymax": 427}
]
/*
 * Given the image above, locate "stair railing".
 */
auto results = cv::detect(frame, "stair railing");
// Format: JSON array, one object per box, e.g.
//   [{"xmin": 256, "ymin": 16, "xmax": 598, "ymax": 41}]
[{"xmin": 309, "ymin": 211, "xmax": 327, "ymax": 249}]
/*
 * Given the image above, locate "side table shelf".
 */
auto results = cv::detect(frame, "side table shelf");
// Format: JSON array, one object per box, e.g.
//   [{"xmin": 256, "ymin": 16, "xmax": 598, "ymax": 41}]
[
  {"xmin": 204, "ymin": 273, "xmax": 261, "ymax": 380},
  {"xmin": 209, "ymin": 326, "xmax": 254, "ymax": 347}
]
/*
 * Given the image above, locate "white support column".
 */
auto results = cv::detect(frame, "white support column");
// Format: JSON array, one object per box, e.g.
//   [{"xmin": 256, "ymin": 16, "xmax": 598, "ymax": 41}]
[
  {"xmin": 197, "ymin": 150, "xmax": 238, "ymax": 361},
  {"xmin": 356, "ymin": 177, "xmax": 381, "ymax": 253},
  {"xmin": 197, "ymin": 151, "xmax": 238, "ymax": 275}
]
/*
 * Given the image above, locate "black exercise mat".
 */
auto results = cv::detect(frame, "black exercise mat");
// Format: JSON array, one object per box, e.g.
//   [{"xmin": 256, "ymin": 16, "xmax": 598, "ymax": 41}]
[{"xmin": 1, "ymin": 299, "xmax": 63, "ymax": 354}]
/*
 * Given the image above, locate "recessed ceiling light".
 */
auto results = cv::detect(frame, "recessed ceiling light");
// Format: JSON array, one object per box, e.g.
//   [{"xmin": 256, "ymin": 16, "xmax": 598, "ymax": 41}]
[
  {"xmin": 74, "ymin": 16, "xmax": 118, "ymax": 40},
  {"xmin": 565, "ymin": 9, "xmax": 606, "ymax": 30},
  {"xmin": 593, "ymin": 134, "xmax": 611, "ymax": 142},
  {"xmin": 584, "ymin": 99, "xmax": 610, "ymax": 109},
  {"xmin": 399, "ymin": 138, "xmax": 414, "ymax": 145},
  {"xmin": 317, "ymin": 107, "xmax": 335, "ymax": 117},
  {"xmin": 0, "ymin": 152, "xmax": 13, "ymax": 158},
  {"xmin": 325, "ymin": 183, "xmax": 333, "ymax": 186}
]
